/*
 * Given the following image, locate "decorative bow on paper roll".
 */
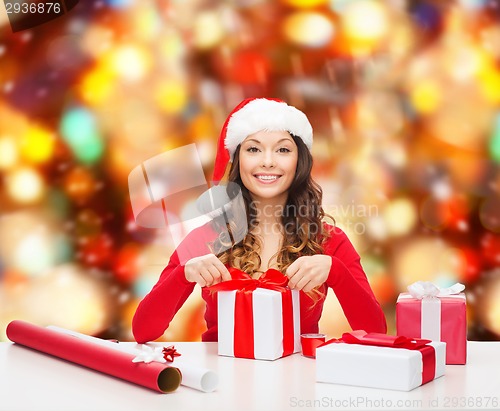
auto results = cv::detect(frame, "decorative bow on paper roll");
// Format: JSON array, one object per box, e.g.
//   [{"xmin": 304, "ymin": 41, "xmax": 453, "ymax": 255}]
[
  {"xmin": 407, "ymin": 281, "xmax": 465, "ymax": 299},
  {"xmin": 132, "ymin": 345, "xmax": 181, "ymax": 364},
  {"xmin": 320, "ymin": 330, "xmax": 436, "ymax": 384},
  {"xmin": 208, "ymin": 267, "xmax": 295, "ymax": 359}
]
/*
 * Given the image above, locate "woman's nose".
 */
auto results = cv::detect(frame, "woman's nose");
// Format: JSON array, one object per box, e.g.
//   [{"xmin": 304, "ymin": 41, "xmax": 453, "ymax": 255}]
[{"xmin": 261, "ymin": 151, "xmax": 275, "ymax": 168}]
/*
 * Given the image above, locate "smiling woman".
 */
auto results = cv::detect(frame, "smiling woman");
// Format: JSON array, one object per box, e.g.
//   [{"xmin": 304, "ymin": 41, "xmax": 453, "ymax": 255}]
[
  {"xmin": 239, "ymin": 130, "xmax": 298, "ymax": 205},
  {"xmin": 132, "ymin": 98, "xmax": 387, "ymax": 344}
]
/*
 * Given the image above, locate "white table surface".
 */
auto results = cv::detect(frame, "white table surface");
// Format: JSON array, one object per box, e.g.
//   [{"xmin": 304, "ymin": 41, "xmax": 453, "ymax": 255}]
[{"xmin": 0, "ymin": 341, "xmax": 499, "ymax": 411}]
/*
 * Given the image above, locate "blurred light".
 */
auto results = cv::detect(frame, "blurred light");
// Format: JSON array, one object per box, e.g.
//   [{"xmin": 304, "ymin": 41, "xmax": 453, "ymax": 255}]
[
  {"xmin": 154, "ymin": 80, "xmax": 188, "ymax": 114},
  {"xmin": 133, "ymin": 6, "xmax": 161, "ymax": 41},
  {"xmin": 458, "ymin": 0, "xmax": 488, "ymax": 9},
  {"xmin": 357, "ymin": 92, "xmax": 406, "ymax": 136},
  {"xmin": 394, "ymin": 238, "xmax": 461, "ymax": 289},
  {"xmin": 342, "ymin": 0, "xmax": 388, "ymax": 51},
  {"xmin": 410, "ymin": 2, "xmax": 442, "ymax": 32},
  {"xmin": 159, "ymin": 33, "xmax": 186, "ymax": 60},
  {"xmin": 15, "ymin": 234, "xmax": 55, "ymax": 277},
  {"xmin": 431, "ymin": 179, "xmax": 452, "ymax": 200},
  {"xmin": 0, "ymin": 136, "xmax": 18, "ymax": 170},
  {"xmin": 79, "ymin": 66, "xmax": 116, "ymax": 106},
  {"xmin": 19, "ymin": 263, "xmax": 113, "ymax": 335},
  {"xmin": 284, "ymin": 0, "xmax": 329, "ymax": 7},
  {"xmin": 5, "ymin": 167, "xmax": 45, "ymax": 203},
  {"xmin": 490, "ymin": 114, "xmax": 500, "ymax": 163},
  {"xmin": 0, "ymin": 211, "xmax": 70, "ymax": 277},
  {"xmin": 409, "ymin": 79, "xmax": 442, "ymax": 114},
  {"xmin": 458, "ymin": 247, "xmax": 482, "ymax": 284},
  {"xmin": 75, "ymin": 208, "xmax": 103, "ymax": 238},
  {"xmin": 477, "ymin": 272, "xmax": 500, "ymax": 336},
  {"xmin": 78, "ymin": 232, "xmax": 115, "ymax": 269},
  {"xmin": 329, "ymin": 0, "xmax": 354, "ymax": 13},
  {"xmin": 220, "ymin": 50, "xmax": 271, "ymax": 84},
  {"xmin": 80, "ymin": 25, "xmax": 114, "ymax": 58},
  {"xmin": 110, "ymin": 99, "xmax": 164, "ymax": 149},
  {"xmin": 283, "ymin": 12, "xmax": 335, "ymax": 48},
  {"xmin": 63, "ymin": 167, "xmax": 96, "ymax": 204},
  {"xmin": 113, "ymin": 243, "xmax": 140, "ymax": 284},
  {"xmin": 20, "ymin": 125, "xmax": 55, "ymax": 164},
  {"xmin": 428, "ymin": 94, "xmax": 493, "ymax": 150},
  {"xmin": 60, "ymin": 107, "xmax": 104, "ymax": 164},
  {"xmin": 46, "ymin": 35, "xmax": 85, "ymax": 70},
  {"xmin": 380, "ymin": 140, "xmax": 407, "ymax": 168},
  {"xmin": 193, "ymin": 11, "xmax": 225, "ymax": 50},
  {"xmin": 45, "ymin": 189, "xmax": 71, "ymax": 219},
  {"xmin": 478, "ymin": 65, "xmax": 500, "ymax": 104},
  {"xmin": 106, "ymin": 0, "xmax": 133, "ymax": 8},
  {"xmin": 444, "ymin": 195, "xmax": 471, "ymax": 232},
  {"xmin": 366, "ymin": 215, "xmax": 388, "ymax": 241},
  {"xmin": 480, "ymin": 196, "xmax": 500, "ymax": 233},
  {"xmin": 121, "ymin": 298, "xmax": 140, "ymax": 339},
  {"xmin": 383, "ymin": 198, "xmax": 417, "ymax": 237},
  {"xmin": 447, "ymin": 45, "xmax": 483, "ymax": 82},
  {"xmin": 420, "ymin": 196, "xmax": 449, "ymax": 231},
  {"xmin": 137, "ymin": 242, "xmax": 173, "ymax": 282},
  {"xmin": 481, "ymin": 233, "xmax": 500, "ymax": 267},
  {"xmin": 318, "ymin": 288, "xmax": 351, "ymax": 337},
  {"xmin": 480, "ymin": 26, "xmax": 500, "ymax": 59},
  {"xmin": 362, "ymin": 255, "xmax": 395, "ymax": 305},
  {"xmin": 109, "ymin": 45, "xmax": 152, "ymax": 82}
]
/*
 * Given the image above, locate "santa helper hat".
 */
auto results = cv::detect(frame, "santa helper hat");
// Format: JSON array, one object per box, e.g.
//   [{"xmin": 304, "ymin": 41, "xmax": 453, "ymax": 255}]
[{"xmin": 212, "ymin": 98, "xmax": 313, "ymax": 183}]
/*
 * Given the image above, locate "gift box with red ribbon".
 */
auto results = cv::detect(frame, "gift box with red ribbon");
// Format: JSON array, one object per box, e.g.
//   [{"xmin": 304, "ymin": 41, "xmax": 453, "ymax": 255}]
[
  {"xmin": 396, "ymin": 281, "xmax": 467, "ymax": 364},
  {"xmin": 210, "ymin": 267, "xmax": 301, "ymax": 360},
  {"xmin": 316, "ymin": 330, "xmax": 446, "ymax": 391}
]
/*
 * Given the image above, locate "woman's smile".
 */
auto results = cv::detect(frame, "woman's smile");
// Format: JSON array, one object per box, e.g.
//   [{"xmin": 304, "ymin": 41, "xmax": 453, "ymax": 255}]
[{"xmin": 253, "ymin": 173, "xmax": 283, "ymax": 184}]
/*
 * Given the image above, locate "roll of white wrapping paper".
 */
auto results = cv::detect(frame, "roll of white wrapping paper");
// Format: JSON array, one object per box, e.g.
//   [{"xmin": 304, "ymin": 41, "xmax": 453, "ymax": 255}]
[{"xmin": 47, "ymin": 326, "xmax": 218, "ymax": 393}]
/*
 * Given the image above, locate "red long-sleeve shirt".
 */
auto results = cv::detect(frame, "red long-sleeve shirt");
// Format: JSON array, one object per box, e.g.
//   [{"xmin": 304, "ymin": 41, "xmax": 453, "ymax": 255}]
[{"xmin": 132, "ymin": 222, "xmax": 387, "ymax": 343}]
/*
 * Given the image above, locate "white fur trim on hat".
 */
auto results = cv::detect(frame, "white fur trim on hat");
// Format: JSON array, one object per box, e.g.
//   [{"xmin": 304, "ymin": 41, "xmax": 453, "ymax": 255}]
[{"xmin": 224, "ymin": 98, "xmax": 313, "ymax": 159}]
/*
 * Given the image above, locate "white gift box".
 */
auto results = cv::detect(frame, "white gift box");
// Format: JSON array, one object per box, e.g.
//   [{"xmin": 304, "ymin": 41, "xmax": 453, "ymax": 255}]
[
  {"xmin": 316, "ymin": 340, "xmax": 446, "ymax": 391},
  {"xmin": 218, "ymin": 288, "xmax": 301, "ymax": 360}
]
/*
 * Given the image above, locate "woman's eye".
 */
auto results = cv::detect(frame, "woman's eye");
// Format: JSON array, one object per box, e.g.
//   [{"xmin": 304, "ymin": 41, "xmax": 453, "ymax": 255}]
[
  {"xmin": 278, "ymin": 147, "xmax": 291, "ymax": 153},
  {"xmin": 247, "ymin": 146, "xmax": 260, "ymax": 153}
]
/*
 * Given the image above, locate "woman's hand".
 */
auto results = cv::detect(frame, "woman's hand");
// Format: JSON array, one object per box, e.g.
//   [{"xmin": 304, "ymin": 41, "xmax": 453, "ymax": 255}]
[
  {"xmin": 285, "ymin": 255, "xmax": 332, "ymax": 292},
  {"xmin": 184, "ymin": 253, "xmax": 231, "ymax": 287}
]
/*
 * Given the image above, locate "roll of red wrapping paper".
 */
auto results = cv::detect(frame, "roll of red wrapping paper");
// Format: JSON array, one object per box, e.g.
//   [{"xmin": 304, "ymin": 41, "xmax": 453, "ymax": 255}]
[
  {"xmin": 301, "ymin": 333, "xmax": 326, "ymax": 358},
  {"xmin": 6, "ymin": 320, "xmax": 181, "ymax": 393}
]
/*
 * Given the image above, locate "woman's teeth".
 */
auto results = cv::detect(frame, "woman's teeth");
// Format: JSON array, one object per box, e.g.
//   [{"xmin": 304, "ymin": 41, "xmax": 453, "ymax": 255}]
[{"xmin": 256, "ymin": 175, "xmax": 279, "ymax": 181}]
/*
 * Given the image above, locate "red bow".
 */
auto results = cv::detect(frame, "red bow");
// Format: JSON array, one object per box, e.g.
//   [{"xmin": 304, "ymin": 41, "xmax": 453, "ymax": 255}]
[
  {"xmin": 208, "ymin": 267, "xmax": 289, "ymax": 293},
  {"xmin": 321, "ymin": 330, "xmax": 432, "ymax": 350},
  {"xmin": 162, "ymin": 346, "xmax": 181, "ymax": 362}
]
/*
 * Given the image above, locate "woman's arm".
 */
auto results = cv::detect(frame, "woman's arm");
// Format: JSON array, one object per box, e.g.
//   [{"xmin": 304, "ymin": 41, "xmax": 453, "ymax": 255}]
[
  {"xmin": 325, "ymin": 226, "xmax": 387, "ymax": 333},
  {"xmin": 132, "ymin": 250, "xmax": 196, "ymax": 343}
]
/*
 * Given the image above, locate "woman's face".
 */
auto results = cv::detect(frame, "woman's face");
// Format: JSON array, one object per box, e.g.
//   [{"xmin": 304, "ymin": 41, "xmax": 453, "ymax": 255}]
[{"xmin": 238, "ymin": 130, "xmax": 298, "ymax": 203}]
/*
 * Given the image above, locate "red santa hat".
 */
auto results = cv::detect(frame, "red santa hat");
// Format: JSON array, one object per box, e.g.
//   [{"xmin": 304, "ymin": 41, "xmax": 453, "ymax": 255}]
[{"xmin": 212, "ymin": 97, "xmax": 313, "ymax": 183}]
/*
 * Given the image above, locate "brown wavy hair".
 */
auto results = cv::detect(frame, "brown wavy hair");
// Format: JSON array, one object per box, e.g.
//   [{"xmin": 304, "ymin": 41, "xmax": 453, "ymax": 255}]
[{"xmin": 211, "ymin": 134, "xmax": 335, "ymax": 300}]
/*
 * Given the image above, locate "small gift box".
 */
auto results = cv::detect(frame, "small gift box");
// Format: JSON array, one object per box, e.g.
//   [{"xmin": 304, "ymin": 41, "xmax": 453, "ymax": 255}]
[
  {"xmin": 316, "ymin": 330, "xmax": 446, "ymax": 391},
  {"xmin": 210, "ymin": 268, "xmax": 301, "ymax": 360},
  {"xmin": 396, "ymin": 281, "xmax": 467, "ymax": 364}
]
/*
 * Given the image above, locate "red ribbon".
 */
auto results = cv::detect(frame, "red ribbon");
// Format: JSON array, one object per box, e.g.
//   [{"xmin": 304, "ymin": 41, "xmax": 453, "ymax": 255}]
[
  {"xmin": 209, "ymin": 267, "xmax": 295, "ymax": 359},
  {"xmin": 300, "ymin": 334, "xmax": 326, "ymax": 358},
  {"xmin": 320, "ymin": 330, "xmax": 436, "ymax": 385}
]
